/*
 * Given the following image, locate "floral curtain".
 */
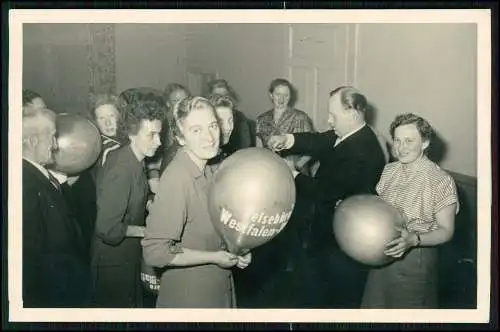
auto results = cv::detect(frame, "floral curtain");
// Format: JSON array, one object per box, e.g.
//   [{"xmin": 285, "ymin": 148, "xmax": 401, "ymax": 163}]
[{"xmin": 87, "ymin": 24, "xmax": 116, "ymax": 109}]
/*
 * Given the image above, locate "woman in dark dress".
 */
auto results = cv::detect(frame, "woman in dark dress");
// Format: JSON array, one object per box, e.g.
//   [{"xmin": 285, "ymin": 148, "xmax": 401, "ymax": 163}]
[{"xmin": 90, "ymin": 97, "xmax": 164, "ymax": 308}]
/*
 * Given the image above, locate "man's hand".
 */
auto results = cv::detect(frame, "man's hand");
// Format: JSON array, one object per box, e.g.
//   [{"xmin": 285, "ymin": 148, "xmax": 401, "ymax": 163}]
[
  {"xmin": 283, "ymin": 157, "xmax": 300, "ymax": 178},
  {"xmin": 268, "ymin": 135, "xmax": 292, "ymax": 152}
]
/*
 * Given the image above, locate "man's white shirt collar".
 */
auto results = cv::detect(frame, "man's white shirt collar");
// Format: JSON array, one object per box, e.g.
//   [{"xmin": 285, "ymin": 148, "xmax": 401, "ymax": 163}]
[
  {"xmin": 334, "ymin": 122, "xmax": 366, "ymax": 147},
  {"xmin": 48, "ymin": 169, "xmax": 68, "ymax": 184},
  {"xmin": 23, "ymin": 157, "xmax": 50, "ymax": 179},
  {"xmin": 23, "ymin": 157, "xmax": 68, "ymax": 184}
]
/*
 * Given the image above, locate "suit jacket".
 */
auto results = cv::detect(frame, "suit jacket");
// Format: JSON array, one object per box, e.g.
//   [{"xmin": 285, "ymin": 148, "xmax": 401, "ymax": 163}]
[
  {"xmin": 22, "ymin": 160, "xmax": 90, "ymax": 307},
  {"xmin": 286, "ymin": 125, "xmax": 386, "ymax": 244}
]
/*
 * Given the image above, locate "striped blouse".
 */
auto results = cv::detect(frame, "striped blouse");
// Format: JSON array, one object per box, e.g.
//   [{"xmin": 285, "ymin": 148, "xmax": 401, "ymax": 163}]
[
  {"xmin": 100, "ymin": 135, "xmax": 122, "ymax": 167},
  {"xmin": 376, "ymin": 155, "xmax": 459, "ymax": 233}
]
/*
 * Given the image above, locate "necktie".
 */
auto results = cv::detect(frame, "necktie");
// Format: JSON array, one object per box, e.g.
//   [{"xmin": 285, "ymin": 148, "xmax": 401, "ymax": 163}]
[{"xmin": 47, "ymin": 170, "xmax": 62, "ymax": 192}]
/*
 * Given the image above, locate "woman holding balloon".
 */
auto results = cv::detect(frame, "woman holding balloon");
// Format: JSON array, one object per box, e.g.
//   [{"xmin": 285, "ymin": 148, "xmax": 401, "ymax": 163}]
[
  {"xmin": 142, "ymin": 96, "xmax": 251, "ymax": 308},
  {"xmin": 361, "ymin": 113, "xmax": 459, "ymax": 309}
]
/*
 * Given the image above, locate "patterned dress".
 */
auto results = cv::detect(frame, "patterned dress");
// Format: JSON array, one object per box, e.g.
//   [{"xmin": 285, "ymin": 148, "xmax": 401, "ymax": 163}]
[
  {"xmin": 361, "ymin": 155, "xmax": 459, "ymax": 308},
  {"xmin": 256, "ymin": 107, "xmax": 314, "ymax": 147}
]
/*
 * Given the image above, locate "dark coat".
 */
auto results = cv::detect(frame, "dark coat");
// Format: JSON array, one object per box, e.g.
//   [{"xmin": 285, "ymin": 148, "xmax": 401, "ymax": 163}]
[
  {"xmin": 285, "ymin": 125, "xmax": 387, "ymax": 308},
  {"xmin": 22, "ymin": 160, "xmax": 90, "ymax": 308},
  {"xmin": 288, "ymin": 125, "xmax": 386, "ymax": 224}
]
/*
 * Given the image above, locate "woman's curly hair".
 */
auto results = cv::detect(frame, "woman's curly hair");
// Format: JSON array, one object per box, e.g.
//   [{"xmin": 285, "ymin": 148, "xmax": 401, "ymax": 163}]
[
  {"xmin": 123, "ymin": 96, "xmax": 167, "ymax": 137},
  {"xmin": 89, "ymin": 93, "xmax": 128, "ymax": 143}
]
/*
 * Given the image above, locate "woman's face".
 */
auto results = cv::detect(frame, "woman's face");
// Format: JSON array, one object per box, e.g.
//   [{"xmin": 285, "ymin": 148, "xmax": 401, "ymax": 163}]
[
  {"xmin": 30, "ymin": 97, "xmax": 46, "ymax": 109},
  {"xmin": 95, "ymin": 104, "xmax": 119, "ymax": 137},
  {"xmin": 270, "ymin": 84, "xmax": 291, "ymax": 109},
  {"xmin": 177, "ymin": 106, "xmax": 220, "ymax": 161},
  {"xmin": 393, "ymin": 123, "xmax": 429, "ymax": 164},
  {"xmin": 215, "ymin": 106, "xmax": 234, "ymax": 145},
  {"xmin": 168, "ymin": 89, "xmax": 189, "ymax": 110},
  {"xmin": 212, "ymin": 87, "xmax": 229, "ymax": 96}
]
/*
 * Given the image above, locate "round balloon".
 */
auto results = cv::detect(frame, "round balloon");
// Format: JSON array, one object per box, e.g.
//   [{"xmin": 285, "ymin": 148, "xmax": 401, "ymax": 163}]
[
  {"xmin": 208, "ymin": 148, "xmax": 296, "ymax": 256},
  {"xmin": 52, "ymin": 113, "xmax": 102, "ymax": 175},
  {"xmin": 333, "ymin": 194, "xmax": 405, "ymax": 266}
]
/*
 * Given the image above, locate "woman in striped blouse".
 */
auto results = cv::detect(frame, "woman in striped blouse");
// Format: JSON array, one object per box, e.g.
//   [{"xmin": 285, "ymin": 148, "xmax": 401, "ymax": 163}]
[{"xmin": 361, "ymin": 113, "xmax": 459, "ymax": 309}]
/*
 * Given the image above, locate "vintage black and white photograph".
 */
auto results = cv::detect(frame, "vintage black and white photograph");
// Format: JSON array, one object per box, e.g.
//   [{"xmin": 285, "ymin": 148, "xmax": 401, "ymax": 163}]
[{"xmin": 7, "ymin": 9, "xmax": 492, "ymax": 324}]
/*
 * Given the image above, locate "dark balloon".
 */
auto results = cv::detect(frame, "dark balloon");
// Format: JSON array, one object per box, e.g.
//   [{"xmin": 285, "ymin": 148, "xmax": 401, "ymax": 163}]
[
  {"xmin": 333, "ymin": 194, "xmax": 405, "ymax": 266},
  {"xmin": 208, "ymin": 148, "xmax": 296, "ymax": 256},
  {"xmin": 52, "ymin": 113, "xmax": 102, "ymax": 175}
]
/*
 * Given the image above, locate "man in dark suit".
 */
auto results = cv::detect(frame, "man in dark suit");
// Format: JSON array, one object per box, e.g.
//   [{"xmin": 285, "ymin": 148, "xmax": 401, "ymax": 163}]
[
  {"xmin": 269, "ymin": 86, "xmax": 387, "ymax": 308},
  {"xmin": 22, "ymin": 106, "xmax": 90, "ymax": 308}
]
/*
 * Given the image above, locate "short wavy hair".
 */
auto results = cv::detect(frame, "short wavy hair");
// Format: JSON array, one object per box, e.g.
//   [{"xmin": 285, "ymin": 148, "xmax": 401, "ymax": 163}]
[
  {"xmin": 206, "ymin": 93, "xmax": 235, "ymax": 110},
  {"xmin": 172, "ymin": 96, "xmax": 216, "ymax": 139},
  {"xmin": 164, "ymin": 83, "xmax": 190, "ymax": 102},
  {"xmin": 268, "ymin": 78, "xmax": 297, "ymax": 107},
  {"xmin": 88, "ymin": 93, "xmax": 129, "ymax": 141},
  {"xmin": 124, "ymin": 97, "xmax": 167, "ymax": 136},
  {"xmin": 22, "ymin": 106, "xmax": 56, "ymax": 144},
  {"xmin": 22, "ymin": 89, "xmax": 43, "ymax": 107},
  {"xmin": 389, "ymin": 113, "xmax": 434, "ymax": 142},
  {"xmin": 329, "ymin": 86, "xmax": 368, "ymax": 115},
  {"xmin": 207, "ymin": 79, "xmax": 239, "ymax": 105},
  {"xmin": 89, "ymin": 93, "xmax": 121, "ymax": 118}
]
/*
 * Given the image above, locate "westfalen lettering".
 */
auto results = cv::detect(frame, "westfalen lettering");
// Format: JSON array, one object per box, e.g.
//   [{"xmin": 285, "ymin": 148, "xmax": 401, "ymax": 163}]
[{"xmin": 219, "ymin": 207, "xmax": 292, "ymax": 238}]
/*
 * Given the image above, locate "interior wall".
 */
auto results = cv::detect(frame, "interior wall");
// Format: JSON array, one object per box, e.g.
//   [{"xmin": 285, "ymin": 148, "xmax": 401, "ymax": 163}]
[
  {"xmin": 185, "ymin": 23, "xmax": 287, "ymax": 120},
  {"xmin": 355, "ymin": 23, "xmax": 477, "ymax": 177},
  {"xmin": 114, "ymin": 24, "xmax": 188, "ymax": 94},
  {"xmin": 23, "ymin": 24, "xmax": 91, "ymax": 116}
]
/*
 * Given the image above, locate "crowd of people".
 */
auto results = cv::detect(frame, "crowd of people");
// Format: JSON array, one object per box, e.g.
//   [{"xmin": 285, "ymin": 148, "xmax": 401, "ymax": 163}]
[{"xmin": 21, "ymin": 77, "xmax": 459, "ymax": 309}]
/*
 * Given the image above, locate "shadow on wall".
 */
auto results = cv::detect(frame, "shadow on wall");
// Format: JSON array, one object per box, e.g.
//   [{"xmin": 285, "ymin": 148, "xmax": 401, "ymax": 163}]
[
  {"xmin": 366, "ymin": 102, "xmax": 449, "ymax": 164},
  {"xmin": 365, "ymin": 102, "xmax": 390, "ymax": 163},
  {"xmin": 365, "ymin": 102, "xmax": 377, "ymax": 128},
  {"xmin": 427, "ymin": 131, "xmax": 448, "ymax": 165}
]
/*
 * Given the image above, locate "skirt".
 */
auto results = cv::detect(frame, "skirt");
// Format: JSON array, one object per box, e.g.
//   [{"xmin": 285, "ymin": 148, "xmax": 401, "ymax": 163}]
[{"xmin": 361, "ymin": 247, "xmax": 438, "ymax": 309}]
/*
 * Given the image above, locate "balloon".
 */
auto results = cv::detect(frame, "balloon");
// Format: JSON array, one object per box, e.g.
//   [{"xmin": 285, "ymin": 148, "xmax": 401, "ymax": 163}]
[
  {"xmin": 208, "ymin": 148, "xmax": 296, "ymax": 256},
  {"xmin": 52, "ymin": 113, "xmax": 102, "ymax": 175},
  {"xmin": 333, "ymin": 194, "xmax": 405, "ymax": 266}
]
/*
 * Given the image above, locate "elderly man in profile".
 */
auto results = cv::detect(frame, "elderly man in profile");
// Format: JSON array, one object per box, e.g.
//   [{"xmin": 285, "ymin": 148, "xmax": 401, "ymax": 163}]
[
  {"xmin": 22, "ymin": 105, "xmax": 90, "ymax": 308},
  {"xmin": 268, "ymin": 86, "xmax": 386, "ymax": 308}
]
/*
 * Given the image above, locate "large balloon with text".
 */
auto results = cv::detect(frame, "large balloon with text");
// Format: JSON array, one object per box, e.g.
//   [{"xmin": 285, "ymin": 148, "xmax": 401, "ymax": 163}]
[
  {"xmin": 208, "ymin": 148, "xmax": 296, "ymax": 256},
  {"xmin": 333, "ymin": 194, "xmax": 406, "ymax": 267},
  {"xmin": 52, "ymin": 113, "xmax": 102, "ymax": 175}
]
